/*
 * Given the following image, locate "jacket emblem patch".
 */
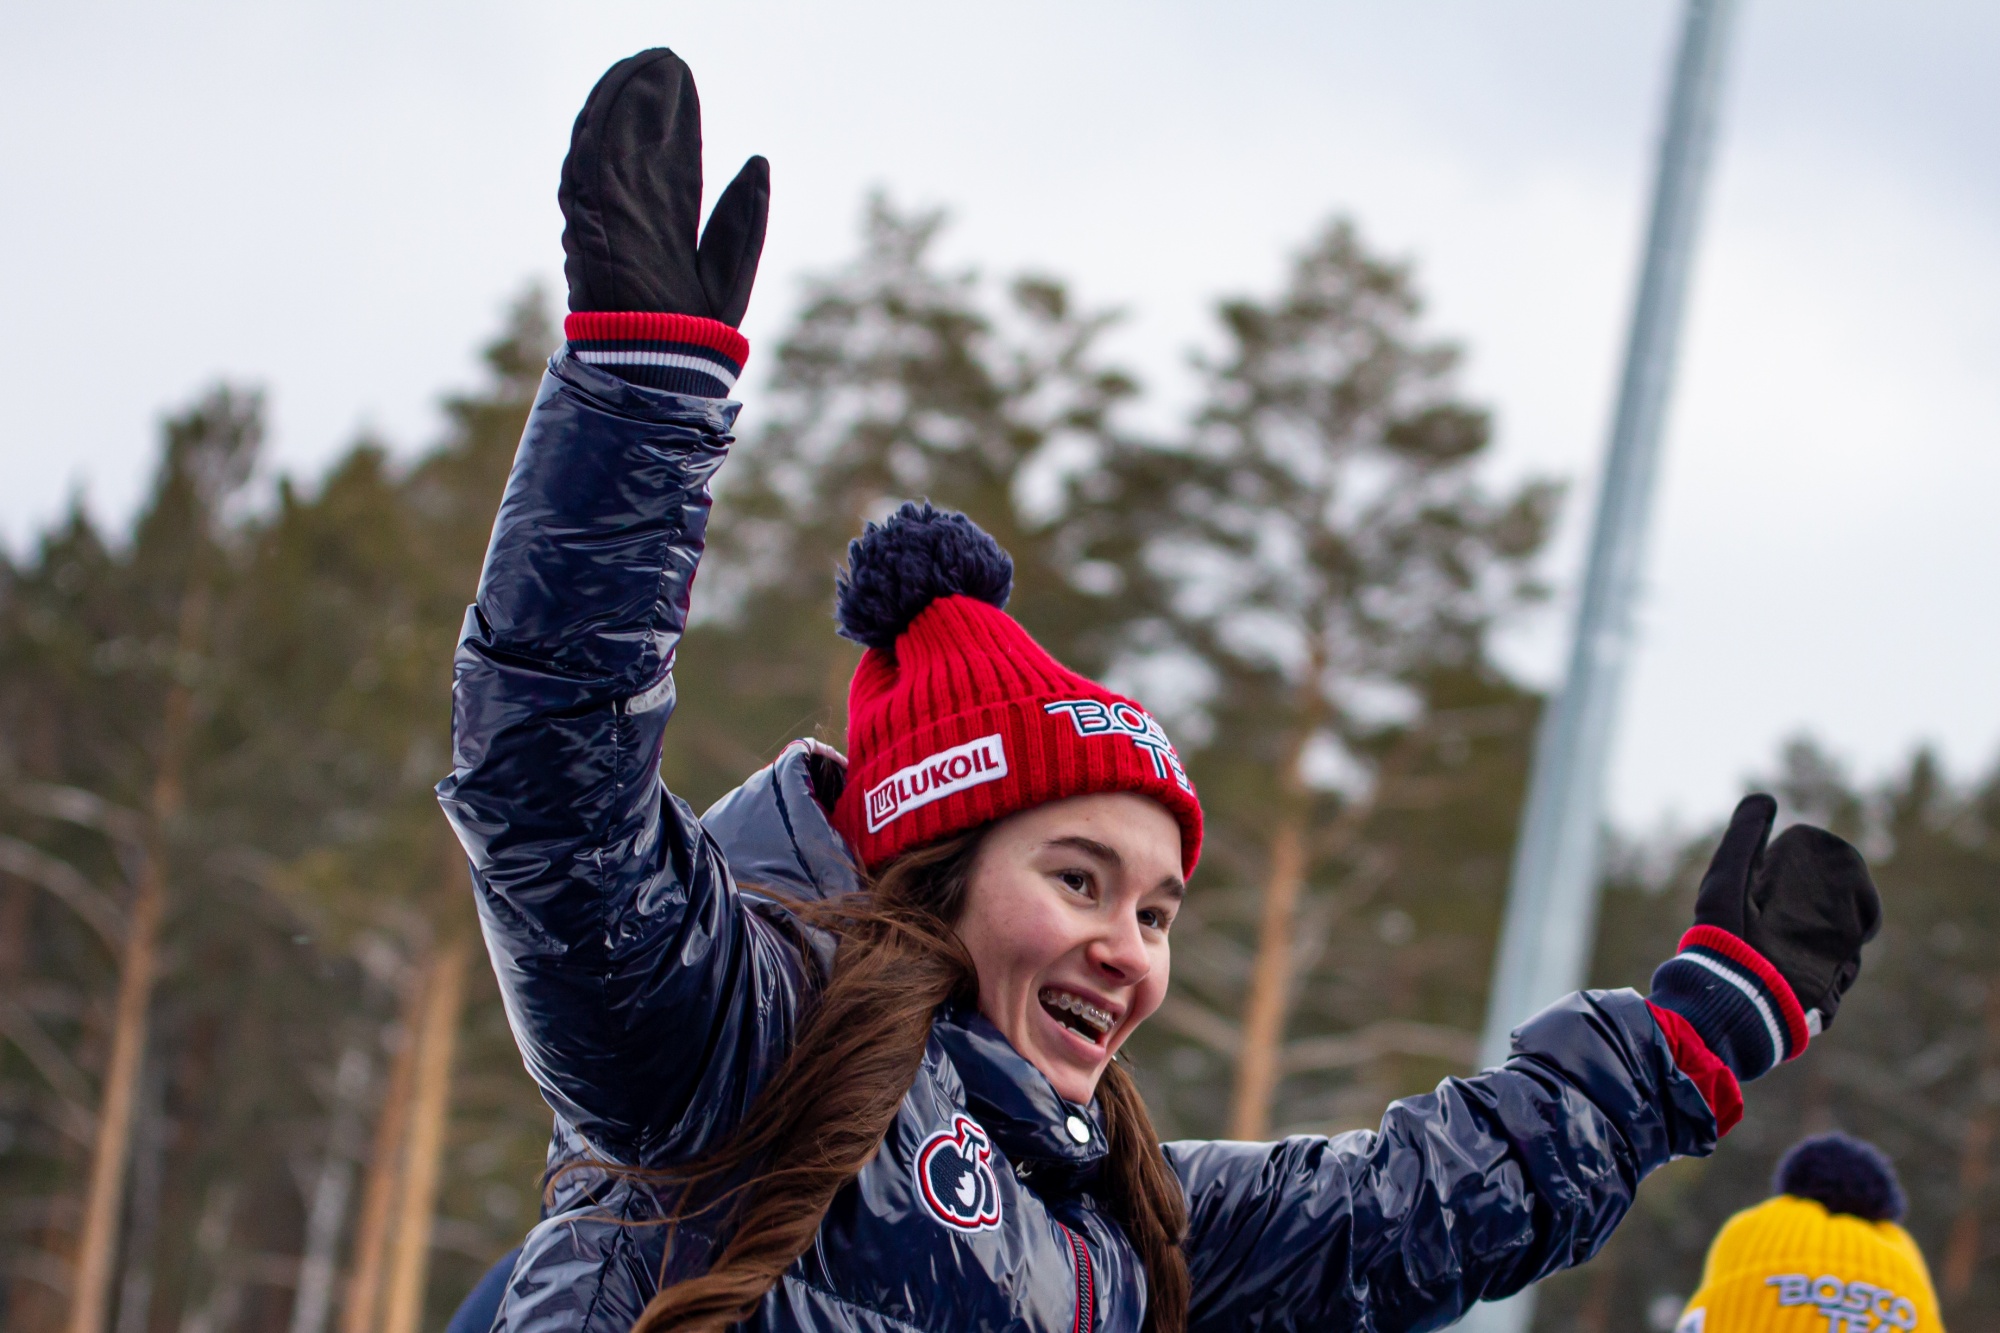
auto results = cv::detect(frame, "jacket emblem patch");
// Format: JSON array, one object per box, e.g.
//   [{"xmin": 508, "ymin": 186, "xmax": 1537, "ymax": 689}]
[{"xmin": 915, "ymin": 1114, "xmax": 1003, "ymax": 1232}]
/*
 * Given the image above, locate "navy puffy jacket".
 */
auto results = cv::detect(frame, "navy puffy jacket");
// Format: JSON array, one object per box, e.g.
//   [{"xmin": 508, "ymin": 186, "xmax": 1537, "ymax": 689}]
[{"xmin": 437, "ymin": 350, "xmax": 1723, "ymax": 1333}]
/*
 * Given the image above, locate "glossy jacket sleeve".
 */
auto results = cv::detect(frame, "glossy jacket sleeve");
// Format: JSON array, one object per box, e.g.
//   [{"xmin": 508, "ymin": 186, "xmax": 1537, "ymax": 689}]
[
  {"xmin": 436, "ymin": 352, "xmax": 808, "ymax": 1165},
  {"xmin": 1164, "ymin": 989, "xmax": 1720, "ymax": 1333}
]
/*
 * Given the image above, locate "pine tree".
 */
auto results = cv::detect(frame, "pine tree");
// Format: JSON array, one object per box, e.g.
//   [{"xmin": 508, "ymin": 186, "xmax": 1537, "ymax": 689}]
[
  {"xmin": 670, "ymin": 203, "xmax": 1564, "ymax": 1154},
  {"xmin": 0, "ymin": 386, "xmax": 292, "ymax": 1333},
  {"xmin": 215, "ymin": 291, "xmax": 557, "ymax": 1333},
  {"xmin": 1102, "ymin": 220, "xmax": 1558, "ymax": 1138},
  {"xmin": 0, "ymin": 295, "xmax": 561, "ymax": 1333}
]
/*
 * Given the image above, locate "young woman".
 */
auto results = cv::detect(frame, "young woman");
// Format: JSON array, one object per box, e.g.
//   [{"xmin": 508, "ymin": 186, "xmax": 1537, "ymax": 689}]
[{"xmin": 437, "ymin": 48, "xmax": 1882, "ymax": 1333}]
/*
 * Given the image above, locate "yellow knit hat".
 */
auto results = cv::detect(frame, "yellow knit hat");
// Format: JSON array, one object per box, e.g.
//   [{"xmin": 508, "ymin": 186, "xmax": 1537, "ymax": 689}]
[
  {"xmin": 1675, "ymin": 1135, "xmax": 1942, "ymax": 1332},
  {"xmin": 1675, "ymin": 1197, "xmax": 1941, "ymax": 1331}
]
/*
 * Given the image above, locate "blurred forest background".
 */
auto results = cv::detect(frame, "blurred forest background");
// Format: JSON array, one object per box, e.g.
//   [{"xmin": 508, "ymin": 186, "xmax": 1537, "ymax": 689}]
[{"xmin": 3, "ymin": 201, "xmax": 1996, "ymax": 1332}]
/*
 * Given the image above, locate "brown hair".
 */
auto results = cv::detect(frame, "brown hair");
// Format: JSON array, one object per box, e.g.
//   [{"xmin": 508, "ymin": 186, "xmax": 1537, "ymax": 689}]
[{"xmin": 624, "ymin": 827, "xmax": 1190, "ymax": 1333}]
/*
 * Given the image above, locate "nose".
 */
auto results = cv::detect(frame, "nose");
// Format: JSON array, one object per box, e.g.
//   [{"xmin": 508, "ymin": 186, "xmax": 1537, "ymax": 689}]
[{"xmin": 1087, "ymin": 910, "xmax": 1152, "ymax": 986}]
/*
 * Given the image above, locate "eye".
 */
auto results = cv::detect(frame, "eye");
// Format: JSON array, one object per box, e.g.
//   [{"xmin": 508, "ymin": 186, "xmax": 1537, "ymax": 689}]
[
  {"xmin": 1138, "ymin": 907, "xmax": 1174, "ymax": 933},
  {"xmin": 1054, "ymin": 868, "xmax": 1095, "ymax": 899}
]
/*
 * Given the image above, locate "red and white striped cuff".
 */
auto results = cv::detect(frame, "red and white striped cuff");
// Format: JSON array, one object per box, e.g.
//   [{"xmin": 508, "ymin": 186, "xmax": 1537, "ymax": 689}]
[
  {"xmin": 563, "ymin": 312, "xmax": 749, "ymax": 397},
  {"xmin": 1649, "ymin": 925, "xmax": 1811, "ymax": 1083}
]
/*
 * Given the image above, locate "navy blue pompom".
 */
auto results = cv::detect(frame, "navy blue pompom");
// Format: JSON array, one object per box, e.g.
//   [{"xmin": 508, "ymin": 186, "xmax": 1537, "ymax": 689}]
[
  {"xmin": 1774, "ymin": 1133, "xmax": 1906, "ymax": 1222},
  {"xmin": 834, "ymin": 501, "xmax": 1014, "ymax": 650}
]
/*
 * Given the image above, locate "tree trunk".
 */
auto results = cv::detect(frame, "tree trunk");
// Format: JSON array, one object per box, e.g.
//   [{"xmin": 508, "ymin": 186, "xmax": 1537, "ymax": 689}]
[
  {"xmin": 380, "ymin": 936, "xmax": 470, "ymax": 1333},
  {"xmin": 67, "ymin": 586, "xmax": 205, "ymax": 1333},
  {"xmin": 1228, "ymin": 715, "xmax": 1438, "ymax": 1139},
  {"xmin": 288, "ymin": 1046, "xmax": 370, "ymax": 1333},
  {"xmin": 1574, "ymin": 1235, "xmax": 1619, "ymax": 1333},
  {"xmin": 66, "ymin": 852, "xmax": 165, "ymax": 1333},
  {"xmin": 340, "ymin": 983, "xmax": 424, "ymax": 1333},
  {"xmin": 1229, "ymin": 813, "xmax": 1307, "ymax": 1139},
  {"xmin": 176, "ymin": 1180, "xmax": 240, "ymax": 1333},
  {"xmin": 111, "ymin": 1049, "xmax": 169, "ymax": 1333},
  {"xmin": 1942, "ymin": 973, "xmax": 2000, "ymax": 1297}
]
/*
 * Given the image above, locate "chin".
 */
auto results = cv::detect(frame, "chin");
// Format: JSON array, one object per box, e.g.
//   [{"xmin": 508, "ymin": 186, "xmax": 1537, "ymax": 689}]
[{"xmin": 1047, "ymin": 1066, "xmax": 1102, "ymax": 1104}]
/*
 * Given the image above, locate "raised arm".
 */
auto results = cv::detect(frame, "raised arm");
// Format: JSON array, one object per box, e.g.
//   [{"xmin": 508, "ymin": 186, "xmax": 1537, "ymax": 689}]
[
  {"xmin": 438, "ymin": 354, "xmax": 798, "ymax": 1163},
  {"xmin": 1166, "ymin": 989, "xmax": 1714, "ymax": 1332},
  {"xmin": 1167, "ymin": 795, "xmax": 1879, "ymax": 1331},
  {"xmin": 435, "ymin": 48, "xmax": 786, "ymax": 1165}
]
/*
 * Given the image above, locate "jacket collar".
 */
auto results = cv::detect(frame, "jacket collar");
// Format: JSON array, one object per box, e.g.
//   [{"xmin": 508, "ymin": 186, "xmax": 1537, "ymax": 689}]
[
  {"xmin": 932, "ymin": 1005, "xmax": 1108, "ymax": 1175},
  {"xmin": 701, "ymin": 739, "xmax": 860, "ymax": 903}
]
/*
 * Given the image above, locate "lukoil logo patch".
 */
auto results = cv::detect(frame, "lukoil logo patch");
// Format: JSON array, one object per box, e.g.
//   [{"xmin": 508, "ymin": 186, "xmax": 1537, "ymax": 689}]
[
  {"xmin": 865, "ymin": 734, "xmax": 1008, "ymax": 833},
  {"xmin": 1044, "ymin": 699, "xmax": 1192, "ymax": 792}
]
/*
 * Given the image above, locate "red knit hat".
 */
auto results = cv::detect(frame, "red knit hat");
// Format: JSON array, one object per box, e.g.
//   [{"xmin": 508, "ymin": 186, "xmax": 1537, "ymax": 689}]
[{"xmin": 830, "ymin": 503, "xmax": 1203, "ymax": 877}]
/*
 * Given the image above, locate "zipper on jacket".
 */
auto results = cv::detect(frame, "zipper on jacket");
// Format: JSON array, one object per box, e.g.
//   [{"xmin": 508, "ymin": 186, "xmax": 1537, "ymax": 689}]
[{"xmin": 1056, "ymin": 1221, "xmax": 1095, "ymax": 1333}]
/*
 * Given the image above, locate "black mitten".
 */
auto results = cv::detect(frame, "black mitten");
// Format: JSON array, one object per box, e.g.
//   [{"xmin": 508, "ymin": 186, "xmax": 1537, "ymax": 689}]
[
  {"xmin": 1649, "ymin": 794, "xmax": 1881, "ymax": 1081},
  {"xmin": 555, "ymin": 50, "xmax": 768, "ymax": 398},
  {"xmin": 559, "ymin": 48, "xmax": 769, "ymax": 324}
]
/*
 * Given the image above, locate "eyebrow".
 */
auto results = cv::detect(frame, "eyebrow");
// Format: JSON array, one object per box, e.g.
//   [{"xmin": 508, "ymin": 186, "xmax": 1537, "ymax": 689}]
[{"xmin": 1044, "ymin": 835, "xmax": 1186, "ymax": 901}]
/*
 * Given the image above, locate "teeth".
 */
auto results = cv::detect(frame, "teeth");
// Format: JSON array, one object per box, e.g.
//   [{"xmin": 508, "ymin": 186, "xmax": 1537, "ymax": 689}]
[{"xmin": 1040, "ymin": 988, "xmax": 1115, "ymax": 1036}]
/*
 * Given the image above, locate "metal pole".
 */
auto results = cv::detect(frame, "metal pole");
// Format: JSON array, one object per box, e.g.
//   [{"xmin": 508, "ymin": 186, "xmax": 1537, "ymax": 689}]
[{"xmin": 1461, "ymin": 2, "xmax": 1740, "ymax": 1329}]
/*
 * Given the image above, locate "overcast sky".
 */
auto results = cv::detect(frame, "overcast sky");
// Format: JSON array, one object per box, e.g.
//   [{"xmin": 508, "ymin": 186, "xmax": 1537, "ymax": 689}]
[{"xmin": 4, "ymin": 1, "xmax": 1997, "ymax": 833}]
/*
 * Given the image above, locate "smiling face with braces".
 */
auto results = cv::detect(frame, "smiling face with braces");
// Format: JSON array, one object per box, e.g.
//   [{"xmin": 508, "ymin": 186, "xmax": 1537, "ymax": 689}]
[{"xmin": 952, "ymin": 792, "xmax": 1184, "ymax": 1105}]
